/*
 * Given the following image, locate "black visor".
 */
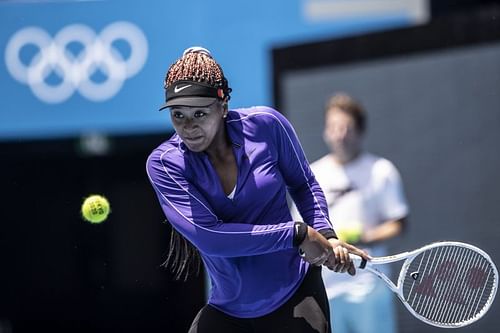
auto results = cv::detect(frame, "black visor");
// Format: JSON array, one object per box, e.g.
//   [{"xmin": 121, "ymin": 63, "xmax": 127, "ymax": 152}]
[{"xmin": 159, "ymin": 80, "xmax": 224, "ymax": 110}]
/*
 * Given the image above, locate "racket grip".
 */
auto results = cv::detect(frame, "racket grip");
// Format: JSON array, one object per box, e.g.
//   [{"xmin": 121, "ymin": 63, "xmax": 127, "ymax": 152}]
[{"xmin": 349, "ymin": 254, "xmax": 367, "ymax": 269}]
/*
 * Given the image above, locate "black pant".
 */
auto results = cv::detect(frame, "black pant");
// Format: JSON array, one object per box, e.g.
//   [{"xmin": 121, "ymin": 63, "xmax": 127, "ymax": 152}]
[{"xmin": 188, "ymin": 266, "xmax": 331, "ymax": 333}]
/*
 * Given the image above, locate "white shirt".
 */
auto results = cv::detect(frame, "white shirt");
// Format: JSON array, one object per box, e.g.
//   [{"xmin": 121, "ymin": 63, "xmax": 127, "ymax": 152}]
[{"xmin": 294, "ymin": 152, "xmax": 409, "ymax": 302}]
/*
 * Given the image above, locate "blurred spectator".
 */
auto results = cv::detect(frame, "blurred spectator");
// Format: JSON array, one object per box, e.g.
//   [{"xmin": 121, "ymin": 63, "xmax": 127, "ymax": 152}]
[{"xmin": 293, "ymin": 93, "xmax": 409, "ymax": 333}]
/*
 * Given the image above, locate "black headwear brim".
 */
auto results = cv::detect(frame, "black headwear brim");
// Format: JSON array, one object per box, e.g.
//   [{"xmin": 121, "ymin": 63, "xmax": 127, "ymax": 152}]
[
  {"xmin": 159, "ymin": 80, "xmax": 223, "ymax": 111},
  {"xmin": 158, "ymin": 97, "xmax": 217, "ymax": 110}
]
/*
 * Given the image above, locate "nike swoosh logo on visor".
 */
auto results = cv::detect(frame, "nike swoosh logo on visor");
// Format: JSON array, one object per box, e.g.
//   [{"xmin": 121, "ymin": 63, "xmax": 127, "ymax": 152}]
[{"xmin": 174, "ymin": 85, "xmax": 192, "ymax": 93}]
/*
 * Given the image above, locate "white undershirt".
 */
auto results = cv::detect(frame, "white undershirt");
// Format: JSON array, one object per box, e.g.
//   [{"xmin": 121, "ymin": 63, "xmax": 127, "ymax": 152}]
[{"xmin": 227, "ymin": 185, "xmax": 236, "ymax": 199}]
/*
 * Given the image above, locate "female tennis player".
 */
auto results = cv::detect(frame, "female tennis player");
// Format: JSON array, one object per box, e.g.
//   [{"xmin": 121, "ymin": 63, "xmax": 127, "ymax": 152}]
[{"xmin": 146, "ymin": 47, "xmax": 369, "ymax": 333}]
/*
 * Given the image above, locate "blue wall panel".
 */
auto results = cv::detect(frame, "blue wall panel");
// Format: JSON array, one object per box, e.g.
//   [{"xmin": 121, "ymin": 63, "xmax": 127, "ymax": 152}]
[{"xmin": 0, "ymin": 0, "xmax": 414, "ymax": 140}]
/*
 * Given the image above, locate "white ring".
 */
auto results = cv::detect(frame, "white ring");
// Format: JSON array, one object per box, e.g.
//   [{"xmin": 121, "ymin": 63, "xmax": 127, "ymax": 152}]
[
  {"xmin": 4, "ymin": 27, "xmax": 52, "ymax": 83},
  {"xmin": 4, "ymin": 21, "xmax": 148, "ymax": 104}
]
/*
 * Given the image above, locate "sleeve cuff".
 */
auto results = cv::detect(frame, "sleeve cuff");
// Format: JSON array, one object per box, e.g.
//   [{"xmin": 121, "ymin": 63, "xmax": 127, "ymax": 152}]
[{"xmin": 318, "ymin": 228, "xmax": 337, "ymax": 240}]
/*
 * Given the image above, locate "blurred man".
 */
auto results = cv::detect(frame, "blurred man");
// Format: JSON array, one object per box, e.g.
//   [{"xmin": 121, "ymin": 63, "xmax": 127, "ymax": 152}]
[{"xmin": 299, "ymin": 93, "xmax": 409, "ymax": 333}]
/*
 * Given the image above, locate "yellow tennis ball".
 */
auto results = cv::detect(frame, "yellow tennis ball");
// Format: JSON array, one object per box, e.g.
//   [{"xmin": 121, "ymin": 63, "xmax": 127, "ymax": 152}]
[
  {"xmin": 81, "ymin": 195, "xmax": 110, "ymax": 224},
  {"xmin": 336, "ymin": 223, "xmax": 363, "ymax": 243}
]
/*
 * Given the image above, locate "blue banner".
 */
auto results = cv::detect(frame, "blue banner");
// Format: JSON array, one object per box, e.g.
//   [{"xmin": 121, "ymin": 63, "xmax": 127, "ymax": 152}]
[{"xmin": 0, "ymin": 0, "xmax": 418, "ymax": 140}]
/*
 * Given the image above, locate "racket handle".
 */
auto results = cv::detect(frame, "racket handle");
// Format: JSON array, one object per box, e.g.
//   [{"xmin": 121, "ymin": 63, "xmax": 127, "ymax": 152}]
[{"xmin": 349, "ymin": 254, "xmax": 368, "ymax": 269}]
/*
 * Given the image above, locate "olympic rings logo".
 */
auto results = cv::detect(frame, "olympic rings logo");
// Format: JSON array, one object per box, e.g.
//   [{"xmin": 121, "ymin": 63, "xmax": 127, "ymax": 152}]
[{"xmin": 4, "ymin": 21, "xmax": 148, "ymax": 104}]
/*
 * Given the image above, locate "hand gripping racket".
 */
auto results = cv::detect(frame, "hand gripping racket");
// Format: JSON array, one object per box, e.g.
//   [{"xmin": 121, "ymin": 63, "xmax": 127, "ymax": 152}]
[{"xmin": 350, "ymin": 241, "xmax": 498, "ymax": 328}]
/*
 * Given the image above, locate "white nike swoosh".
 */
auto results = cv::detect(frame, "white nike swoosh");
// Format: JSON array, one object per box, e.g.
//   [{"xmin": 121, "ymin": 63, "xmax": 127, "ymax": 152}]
[{"xmin": 174, "ymin": 85, "xmax": 192, "ymax": 93}]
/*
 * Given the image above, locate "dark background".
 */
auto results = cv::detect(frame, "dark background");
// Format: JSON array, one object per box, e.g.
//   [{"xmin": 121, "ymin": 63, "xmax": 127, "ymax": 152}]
[{"xmin": 0, "ymin": 134, "xmax": 204, "ymax": 332}]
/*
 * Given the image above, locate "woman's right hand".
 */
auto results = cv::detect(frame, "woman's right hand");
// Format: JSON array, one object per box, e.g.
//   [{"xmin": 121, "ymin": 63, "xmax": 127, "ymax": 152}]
[
  {"xmin": 323, "ymin": 238, "xmax": 370, "ymax": 276},
  {"xmin": 298, "ymin": 226, "xmax": 333, "ymax": 266}
]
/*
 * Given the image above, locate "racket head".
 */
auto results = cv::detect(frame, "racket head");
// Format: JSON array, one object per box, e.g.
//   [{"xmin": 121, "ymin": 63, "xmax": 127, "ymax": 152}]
[{"xmin": 399, "ymin": 241, "xmax": 498, "ymax": 328}]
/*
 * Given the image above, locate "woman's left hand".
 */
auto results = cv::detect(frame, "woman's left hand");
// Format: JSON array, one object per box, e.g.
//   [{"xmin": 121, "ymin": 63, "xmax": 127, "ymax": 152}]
[{"xmin": 323, "ymin": 238, "xmax": 371, "ymax": 276}]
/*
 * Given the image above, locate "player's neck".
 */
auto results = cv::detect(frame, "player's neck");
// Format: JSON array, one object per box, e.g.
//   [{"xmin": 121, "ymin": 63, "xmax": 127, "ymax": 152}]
[{"xmin": 205, "ymin": 126, "xmax": 233, "ymax": 162}]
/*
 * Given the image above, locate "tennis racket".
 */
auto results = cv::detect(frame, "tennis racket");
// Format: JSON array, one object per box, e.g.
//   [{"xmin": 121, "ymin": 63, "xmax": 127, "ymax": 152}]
[{"xmin": 350, "ymin": 241, "xmax": 498, "ymax": 328}]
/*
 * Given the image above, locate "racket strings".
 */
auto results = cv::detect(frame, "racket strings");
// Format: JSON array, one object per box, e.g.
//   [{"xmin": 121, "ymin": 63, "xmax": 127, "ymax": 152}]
[
  {"xmin": 423, "ymin": 246, "xmax": 466, "ymax": 323},
  {"xmin": 436, "ymin": 247, "xmax": 472, "ymax": 323},
  {"xmin": 402, "ymin": 245, "xmax": 497, "ymax": 326},
  {"xmin": 418, "ymin": 246, "xmax": 457, "ymax": 321},
  {"xmin": 405, "ymin": 246, "xmax": 462, "ymax": 322}
]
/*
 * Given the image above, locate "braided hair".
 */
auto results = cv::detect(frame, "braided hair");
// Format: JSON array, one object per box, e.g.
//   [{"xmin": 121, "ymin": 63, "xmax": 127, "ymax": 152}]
[{"xmin": 164, "ymin": 47, "xmax": 231, "ymax": 101}]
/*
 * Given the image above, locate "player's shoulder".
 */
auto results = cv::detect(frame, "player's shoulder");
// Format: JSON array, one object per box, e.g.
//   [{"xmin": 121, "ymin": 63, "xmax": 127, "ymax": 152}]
[
  {"xmin": 231, "ymin": 105, "xmax": 280, "ymax": 116},
  {"xmin": 146, "ymin": 135, "xmax": 185, "ymax": 173},
  {"xmin": 229, "ymin": 106, "xmax": 288, "ymax": 126}
]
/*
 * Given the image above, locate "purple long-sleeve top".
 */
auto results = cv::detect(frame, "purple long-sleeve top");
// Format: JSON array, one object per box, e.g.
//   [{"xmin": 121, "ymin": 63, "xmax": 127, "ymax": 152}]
[{"xmin": 146, "ymin": 106, "xmax": 332, "ymax": 318}]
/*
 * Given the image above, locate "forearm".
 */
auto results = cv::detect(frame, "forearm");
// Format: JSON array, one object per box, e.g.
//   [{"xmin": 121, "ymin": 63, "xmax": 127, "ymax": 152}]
[
  {"xmin": 163, "ymin": 206, "xmax": 297, "ymax": 257},
  {"xmin": 148, "ymin": 157, "xmax": 298, "ymax": 258}
]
